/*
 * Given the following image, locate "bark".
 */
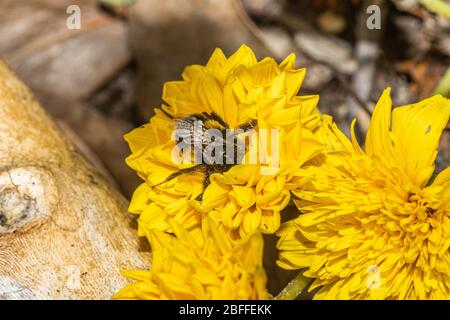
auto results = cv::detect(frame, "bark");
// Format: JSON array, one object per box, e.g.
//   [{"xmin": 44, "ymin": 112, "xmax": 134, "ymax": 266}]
[{"xmin": 0, "ymin": 59, "xmax": 148, "ymax": 299}]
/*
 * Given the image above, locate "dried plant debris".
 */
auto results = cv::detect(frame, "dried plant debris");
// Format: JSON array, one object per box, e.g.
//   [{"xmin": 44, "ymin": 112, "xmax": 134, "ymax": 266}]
[{"xmin": 0, "ymin": 0, "xmax": 138, "ymax": 197}]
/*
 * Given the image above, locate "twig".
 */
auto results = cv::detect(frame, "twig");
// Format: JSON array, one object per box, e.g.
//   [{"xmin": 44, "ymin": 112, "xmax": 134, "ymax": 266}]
[
  {"xmin": 231, "ymin": 0, "xmax": 279, "ymax": 58},
  {"xmin": 331, "ymin": 66, "xmax": 372, "ymax": 116},
  {"xmin": 9, "ymin": 14, "xmax": 112, "ymax": 68},
  {"xmin": 343, "ymin": 0, "xmax": 387, "ymax": 136},
  {"xmin": 435, "ymin": 67, "xmax": 450, "ymax": 133},
  {"xmin": 98, "ymin": 0, "xmax": 133, "ymax": 20},
  {"xmin": 273, "ymin": 11, "xmax": 371, "ymax": 116},
  {"xmin": 306, "ymin": 57, "xmax": 372, "ymax": 116},
  {"xmin": 274, "ymin": 11, "xmax": 317, "ymax": 33},
  {"xmin": 434, "ymin": 67, "xmax": 450, "ymax": 97}
]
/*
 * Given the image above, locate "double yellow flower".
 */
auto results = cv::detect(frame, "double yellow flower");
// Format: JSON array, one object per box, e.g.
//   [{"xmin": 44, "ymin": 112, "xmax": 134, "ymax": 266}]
[{"xmin": 115, "ymin": 45, "xmax": 450, "ymax": 300}]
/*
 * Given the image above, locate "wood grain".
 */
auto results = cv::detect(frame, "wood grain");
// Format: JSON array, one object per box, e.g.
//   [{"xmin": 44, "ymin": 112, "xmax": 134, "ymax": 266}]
[{"xmin": 0, "ymin": 59, "xmax": 148, "ymax": 299}]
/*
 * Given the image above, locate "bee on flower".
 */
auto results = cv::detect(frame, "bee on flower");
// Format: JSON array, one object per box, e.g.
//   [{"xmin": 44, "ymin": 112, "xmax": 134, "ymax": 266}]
[{"xmin": 125, "ymin": 45, "xmax": 324, "ymax": 240}]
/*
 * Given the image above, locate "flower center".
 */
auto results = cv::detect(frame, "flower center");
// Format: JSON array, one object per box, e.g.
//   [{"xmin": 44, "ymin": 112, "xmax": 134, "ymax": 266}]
[{"xmin": 407, "ymin": 191, "xmax": 438, "ymax": 220}]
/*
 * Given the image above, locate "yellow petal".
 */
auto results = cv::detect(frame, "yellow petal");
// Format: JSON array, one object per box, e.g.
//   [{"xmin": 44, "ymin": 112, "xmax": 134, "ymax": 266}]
[
  {"xmin": 279, "ymin": 53, "xmax": 296, "ymax": 70},
  {"xmin": 260, "ymin": 210, "xmax": 280, "ymax": 234},
  {"xmin": 222, "ymin": 84, "xmax": 239, "ymax": 128},
  {"xmin": 206, "ymin": 48, "xmax": 227, "ymax": 70},
  {"xmin": 285, "ymin": 68, "xmax": 306, "ymax": 99},
  {"xmin": 249, "ymin": 57, "xmax": 280, "ymax": 88},
  {"xmin": 365, "ymin": 88, "xmax": 395, "ymax": 161},
  {"xmin": 391, "ymin": 95, "xmax": 450, "ymax": 186},
  {"xmin": 217, "ymin": 44, "xmax": 257, "ymax": 83},
  {"xmin": 229, "ymin": 185, "xmax": 256, "ymax": 208},
  {"xmin": 129, "ymin": 183, "xmax": 151, "ymax": 213},
  {"xmin": 138, "ymin": 203, "xmax": 170, "ymax": 234},
  {"xmin": 433, "ymin": 167, "xmax": 450, "ymax": 186},
  {"xmin": 242, "ymin": 207, "xmax": 262, "ymax": 234}
]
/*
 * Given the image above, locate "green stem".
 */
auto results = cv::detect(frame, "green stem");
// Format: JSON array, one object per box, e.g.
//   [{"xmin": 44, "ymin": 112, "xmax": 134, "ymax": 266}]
[
  {"xmin": 99, "ymin": 0, "xmax": 135, "ymax": 5},
  {"xmin": 434, "ymin": 67, "xmax": 450, "ymax": 97},
  {"xmin": 274, "ymin": 271, "xmax": 312, "ymax": 300},
  {"xmin": 418, "ymin": 0, "xmax": 450, "ymax": 19}
]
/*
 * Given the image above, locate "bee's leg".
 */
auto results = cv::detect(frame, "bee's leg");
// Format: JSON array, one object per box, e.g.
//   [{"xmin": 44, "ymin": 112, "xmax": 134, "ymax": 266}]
[
  {"xmin": 192, "ymin": 112, "xmax": 209, "ymax": 123},
  {"xmin": 237, "ymin": 119, "xmax": 257, "ymax": 132},
  {"xmin": 209, "ymin": 112, "xmax": 229, "ymax": 129},
  {"xmin": 152, "ymin": 164, "xmax": 204, "ymax": 187},
  {"xmin": 160, "ymin": 108, "xmax": 174, "ymax": 119},
  {"xmin": 195, "ymin": 166, "xmax": 213, "ymax": 201}
]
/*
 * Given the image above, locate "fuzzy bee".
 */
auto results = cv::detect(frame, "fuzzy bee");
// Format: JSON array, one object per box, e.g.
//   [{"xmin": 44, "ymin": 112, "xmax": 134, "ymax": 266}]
[{"xmin": 154, "ymin": 111, "xmax": 257, "ymax": 200}]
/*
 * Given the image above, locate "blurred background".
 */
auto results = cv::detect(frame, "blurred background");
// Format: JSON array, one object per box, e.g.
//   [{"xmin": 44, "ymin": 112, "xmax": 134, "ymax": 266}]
[
  {"xmin": 1, "ymin": 0, "xmax": 449, "ymax": 296},
  {"xmin": 1, "ymin": 0, "xmax": 449, "ymax": 197}
]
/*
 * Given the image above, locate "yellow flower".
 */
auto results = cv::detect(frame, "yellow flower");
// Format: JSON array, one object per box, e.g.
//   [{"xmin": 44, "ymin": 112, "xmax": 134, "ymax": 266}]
[
  {"xmin": 125, "ymin": 45, "xmax": 324, "ymax": 239},
  {"xmin": 277, "ymin": 88, "xmax": 450, "ymax": 299},
  {"xmin": 113, "ymin": 218, "xmax": 268, "ymax": 300}
]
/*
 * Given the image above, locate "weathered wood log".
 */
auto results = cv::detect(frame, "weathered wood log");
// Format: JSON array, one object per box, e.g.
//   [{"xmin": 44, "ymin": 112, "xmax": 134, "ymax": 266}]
[{"xmin": 0, "ymin": 59, "xmax": 148, "ymax": 299}]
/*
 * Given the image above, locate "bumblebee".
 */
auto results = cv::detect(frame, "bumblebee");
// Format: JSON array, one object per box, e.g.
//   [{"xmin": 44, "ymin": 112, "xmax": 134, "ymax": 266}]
[{"xmin": 154, "ymin": 111, "xmax": 257, "ymax": 200}]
